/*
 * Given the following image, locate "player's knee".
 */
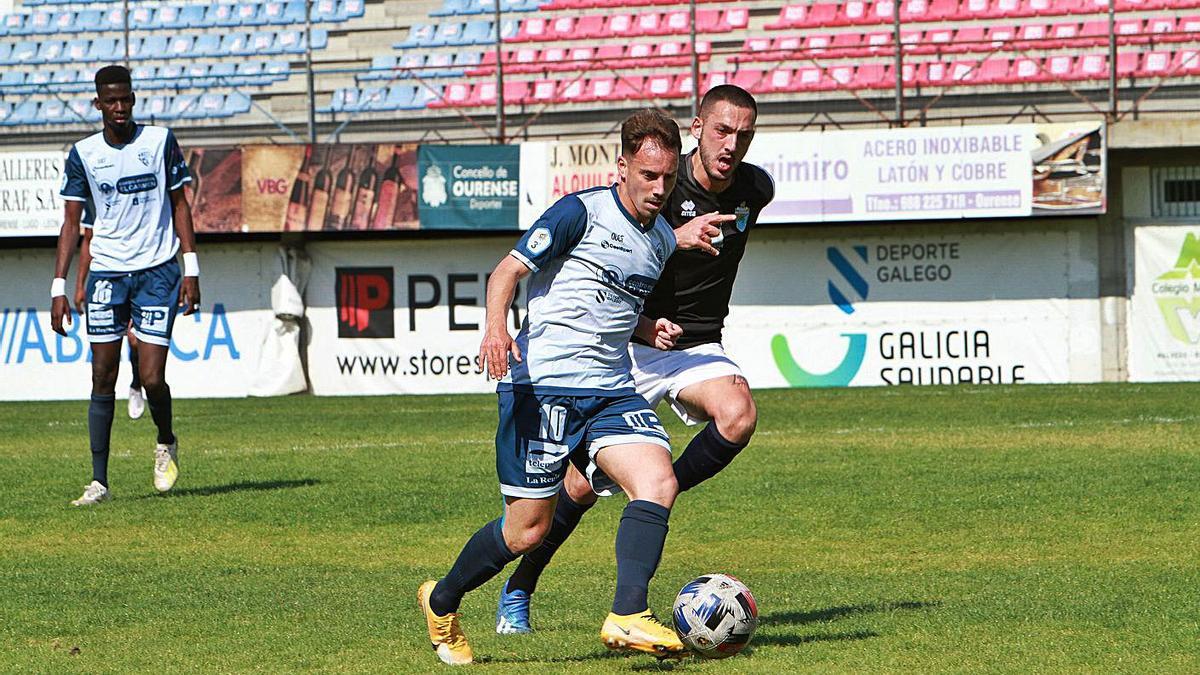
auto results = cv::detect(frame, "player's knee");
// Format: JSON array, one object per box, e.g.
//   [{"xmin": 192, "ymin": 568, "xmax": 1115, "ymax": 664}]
[
  {"xmin": 564, "ymin": 471, "xmax": 597, "ymax": 505},
  {"xmin": 626, "ymin": 470, "xmax": 678, "ymax": 508},
  {"xmin": 90, "ymin": 364, "xmax": 118, "ymax": 394},
  {"xmin": 140, "ymin": 371, "xmax": 165, "ymax": 396},
  {"xmin": 506, "ymin": 522, "xmax": 551, "ymax": 555},
  {"xmin": 714, "ymin": 398, "xmax": 757, "ymax": 445}
]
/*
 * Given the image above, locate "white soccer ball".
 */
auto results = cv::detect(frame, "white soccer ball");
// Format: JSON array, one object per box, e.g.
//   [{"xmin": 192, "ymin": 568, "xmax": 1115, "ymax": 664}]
[{"xmin": 672, "ymin": 573, "xmax": 759, "ymax": 658}]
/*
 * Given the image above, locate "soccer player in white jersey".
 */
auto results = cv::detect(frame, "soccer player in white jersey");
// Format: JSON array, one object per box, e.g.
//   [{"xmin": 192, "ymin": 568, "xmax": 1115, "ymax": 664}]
[
  {"xmin": 417, "ymin": 109, "xmax": 723, "ymax": 665},
  {"xmin": 496, "ymin": 85, "xmax": 773, "ymax": 633},
  {"xmin": 50, "ymin": 65, "xmax": 201, "ymax": 506}
]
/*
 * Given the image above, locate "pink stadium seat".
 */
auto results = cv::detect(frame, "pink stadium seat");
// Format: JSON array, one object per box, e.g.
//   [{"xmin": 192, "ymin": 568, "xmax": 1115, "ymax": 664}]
[
  {"xmin": 917, "ymin": 61, "xmax": 950, "ymax": 86},
  {"xmin": 531, "ymin": 79, "xmax": 558, "ymax": 104},
  {"xmin": 1176, "ymin": 16, "xmax": 1200, "ymax": 43},
  {"xmin": 949, "ymin": 60, "xmax": 980, "ymax": 82},
  {"xmin": 510, "ymin": 17, "xmax": 547, "ymax": 42},
  {"xmin": 996, "ymin": 0, "xmax": 1029, "ymax": 18},
  {"xmin": 547, "ymin": 16, "xmax": 576, "ymax": 40},
  {"xmin": 722, "ymin": 7, "xmax": 750, "ymax": 30},
  {"xmin": 955, "ymin": 0, "xmax": 991, "ymax": 20},
  {"xmin": 831, "ymin": 32, "xmax": 868, "ymax": 57},
  {"xmin": 1046, "ymin": 54, "xmax": 1073, "ymax": 80},
  {"xmin": 1172, "ymin": 49, "xmax": 1200, "ymax": 75},
  {"xmin": 731, "ymin": 69, "xmax": 768, "ymax": 92},
  {"xmin": 1116, "ymin": 51, "xmax": 1139, "ymax": 77},
  {"xmin": 1047, "ymin": 22, "xmax": 1080, "ymax": 48},
  {"xmin": 866, "ymin": 31, "xmax": 894, "ymax": 55},
  {"xmin": 805, "ymin": 34, "xmax": 833, "ymax": 54},
  {"xmin": 1012, "ymin": 56, "xmax": 1049, "ymax": 82},
  {"xmin": 1115, "ymin": 18, "xmax": 1143, "ymax": 45},
  {"xmin": 595, "ymin": 44, "xmax": 624, "ymax": 69},
  {"xmin": 633, "ymin": 12, "xmax": 662, "ymax": 36},
  {"xmin": 828, "ymin": 64, "xmax": 855, "ymax": 87},
  {"xmin": 612, "ymin": 75, "xmax": 644, "ymax": 100},
  {"xmin": 511, "ymin": 46, "xmax": 538, "ymax": 73},
  {"xmin": 702, "ymin": 71, "xmax": 730, "ymax": 93},
  {"xmin": 1014, "ymin": 23, "xmax": 1048, "ymax": 49},
  {"xmin": 656, "ymin": 42, "xmax": 690, "ymax": 66},
  {"xmin": 605, "ymin": 14, "xmax": 635, "ymax": 37},
  {"xmin": 986, "ymin": 25, "xmax": 1017, "ymax": 48},
  {"xmin": 645, "ymin": 73, "xmax": 680, "ymax": 98},
  {"xmin": 853, "ymin": 63, "xmax": 890, "ymax": 87},
  {"xmin": 582, "ymin": 77, "xmax": 615, "ymax": 102},
  {"xmin": 766, "ymin": 4, "xmax": 808, "ymax": 30},
  {"xmin": 430, "ymin": 82, "xmax": 470, "ymax": 108},
  {"xmin": 900, "ymin": 0, "xmax": 932, "ymax": 21},
  {"xmin": 1077, "ymin": 20, "xmax": 1108, "ymax": 47},
  {"xmin": 542, "ymin": 46, "xmax": 570, "ymax": 71},
  {"xmin": 976, "ymin": 58, "xmax": 1012, "ymax": 83},
  {"xmin": 504, "ymin": 80, "xmax": 531, "ymax": 105},
  {"xmin": 575, "ymin": 14, "xmax": 605, "ymax": 38},
  {"xmin": 804, "ymin": 3, "xmax": 840, "ymax": 27},
  {"xmin": 774, "ymin": 35, "xmax": 803, "ymax": 58},
  {"xmin": 662, "ymin": 10, "xmax": 691, "ymax": 34},
  {"xmin": 733, "ymin": 37, "xmax": 772, "ymax": 63},
  {"xmin": 765, "ymin": 67, "xmax": 794, "ymax": 92},
  {"xmin": 672, "ymin": 73, "xmax": 695, "ymax": 99},
  {"xmin": 872, "ymin": 0, "xmax": 899, "ymax": 22},
  {"xmin": 1077, "ymin": 53, "xmax": 1107, "ymax": 79},
  {"xmin": 1139, "ymin": 50, "xmax": 1171, "ymax": 76},
  {"xmin": 839, "ymin": 1, "xmax": 872, "ymax": 25},
  {"xmin": 927, "ymin": 28, "xmax": 954, "ymax": 52},
  {"xmin": 901, "ymin": 62, "xmax": 918, "ymax": 86},
  {"xmin": 899, "ymin": 29, "xmax": 924, "ymax": 54},
  {"xmin": 475, "ymin": 82, "xmax": 498, "ymax": 106},
  {"xmin": 627, "ymin": 42, "xmax": 655, "ymax": 66},
  {"xmin": 567, "ymin": 46, "xmax": 594, "ymax": 69},
  {"xmin": 1146, "ymin": 17, "xmax": 1176, "ymax": 42},
  {"xmin": 949, "ymin": 26, "xmax": 985, "ymax": 53}
]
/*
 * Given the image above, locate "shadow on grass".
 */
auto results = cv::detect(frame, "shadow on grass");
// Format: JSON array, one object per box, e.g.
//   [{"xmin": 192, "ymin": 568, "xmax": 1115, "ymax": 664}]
[
  {"xmin": 136, "ymin": 478, "xmax": 320, "ymax": 499},
  {"xmin": 761, "ymin": 600, "xmax": 941, "ymax": 626},
  {"xmin": 477, "ymin": 650, "xmax": 628, "ymax": 665},
  {"xmin": 749, "ymin": 629, "xmax": 880, "ymax": 648}
]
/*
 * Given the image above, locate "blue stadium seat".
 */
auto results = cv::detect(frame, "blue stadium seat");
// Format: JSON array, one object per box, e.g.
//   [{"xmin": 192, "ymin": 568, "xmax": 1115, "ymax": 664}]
[
  {"xmin": 311, "ymin": 27, "xmax": 328, "ymax": 49},
  {"xmin": 186, "ymin": 64, "xmax": 211, "ymax": 88},
  {"xmin": 27, "ymin": 71, "xmax": 52, "ymax": 91},
  {"xmin": 142, "ymin": 95, "xmax": 172, "ymax": 121},
  {"xmin": 412, "ymin": 85, "xmax": 441, "ymax": 108},
  {"xmin": 0, "ymin": 43, "xmax": 10, "ymax": 64},
  {"xmin": 37, "ymin": 40, "xmax": 65, "ymax": 63},
  {"xmin": 51, "ymin": 68, "xmax": 79, "ymax": 92},
  {"xmin": 359, "ymin": 55, "xmax": 396, "ymax": 81},
  {"xmin": 173, "ymin": 94, "xmax": 200, "ymax": 119},
  {"xmin": 282, "ymin": 0, "xmax": 307, "ymax": 24},
  {"xmin": 432, "ymin": 0, "xmax": 472, "ymax": 17},
  {"xmin": 396, "ymin": 23, "xmax": 435, "ymax": 49},
  {"xmin": 385, "ymin": 84, "xmax": 417, "ymax": 109},
  {"xmin": 158, "ymin": 64, "xmax": 185, "ymax": 88},
  {"xmin": 426, "ymin": 52, "xmax": 455, "ymax": 76},
  {"xmin": 251, "ymin": 30, "xmax": 277, "ymax": 54},
  {"xmin": 51, "ymin": 11, "xmax": 75, "ymax": 34},
  {"xmin": 320, "ymin": 88, "xmax": 356, "ymax": 113},
  {"xmin": 432, "ymin": 22, "xmax": 464, "ymax": 47},
  {"xmin": 312, "ymin": 0, "xmax": 338, "ymax": 22},
  {"xmin": 11, "ymin": 41, "xmax": 39, "ymax": 64},
  {"xmin": 157, "ymin": 5, "xmax": 185, "ymax": 29},
  {"xmin": 3, "ymin": 14, "xmax": 26, "ymax": 36},
  {"xmin": 196, "ymin": 93, "xmax": 226, "ymax": 118},
  {"xmin": 130, "ymin": 5, "xmax": 157, "ymax": 30},
  {"xmin": 235, "ymin": 61, "xmax": 267, "ymax": 85},
  {"xmin": 461, "ymin": 20, "xmax": 493, "ymax": 45},
  {"xmin": 263, "ymin": 1, "xmax": 288, "ymax": 24},
  {"xmin": 0, "ymin": 102, "xmax": 11, "ymax": 125},
  {"xmin": 136, "ymin": 35, "xmax": 168, "ymax": 60},
  {"xmin": 238, "ymin": 2, "xmax": 267, "ymax": 26},
  {"xmin": 132, "ymin": 65, "xmax": 155, "ymax": 85},
  {"xmin": 73, "ymin": 10, "xmax": 100, "ymax": 33},
  {"xmin": 180, "ymin": 5, "xmax": 207, "ymax": 28},
  {"xmin": 208, "ymin": 4, "xmax": 240, "ymax": 28},
  {"xmin": 101, "ymin": 7, "xmax": 124, "ymax": 32},
  {"xmin": 210, "ymin": 63, "xmax": 237, "ymax": 84},
  {"xmin": 194, "ymin": 34, "xmax": 222, "ymax": 57},
  {"xmin": 221, "ymin": 33, "xmax": 249, "ymax": 56},
  {"xmin": 265, "ymin": 60, "xmax": 290, "ymax": 80},
  {"xmin": 66, "ymin": 99, "xmax": 97, "ymax": 124},
  {"xmin": 397, "ymin": 53, "xmax": 424, "ymax": 78},
  {"xmin": 8, "ymin": 101, "xmax": 41, "ymax": 125},
  {"xmin": 340, "ymin": 0, "xmax": 365, "ymax": 20},
  {"xmin": 0, "ymin": 72, "xmax": 25, "ymax": 93},
  {"xmin": 39, "ymin": 99, "xmax": 68, "ymax": 124},
  {"xmin": 29, "ymin": 11, "xmax": 53, "ymax": 34},
  {"xmin": 224, "ymin": 91, "xmax": 252, "ymax": 115},
  {"xmin": 87, "ymin": 38, "xmax": 120, "ymax": 62},
  {"xmin": 168, "ymin": 35, "xmax": 195, "ymax": 59},
  {"xmin": 453, "ymin": 51, "xmax": 481, "ymax": 70},
  {"xmin": 498, "ymin": 18, "xmax": 519, "ymax": 40},
  {"xmin": 65, "ymin": 38, "xmax": 88, "ymax": 63},
  {"xmin": 357, "ymin": 86, "xmax": 386, "ymax": 111}
]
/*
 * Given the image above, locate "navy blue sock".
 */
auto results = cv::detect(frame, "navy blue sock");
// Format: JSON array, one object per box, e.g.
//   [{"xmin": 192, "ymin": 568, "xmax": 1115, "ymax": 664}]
[
  {"xmin": 506, "ymin": 486, "xmax": 595, "ymax": 594},
  {"xmin": 88, "ymin": 394, "xmax": 115, "ymax": 487},
  {"xmin": 145, "ymin": 385, "xmax": 175, "ymax": 445},
  {"xmin": 672, "ymin": 423, "xmax": 747, "ymax": 493},
  {"xmin": 430, "ymin": 518, "xmax": 518, "ymax": 615},
  {"xmin": 612, "ymin": 500, "xmax": 671, "ymax": 615}
]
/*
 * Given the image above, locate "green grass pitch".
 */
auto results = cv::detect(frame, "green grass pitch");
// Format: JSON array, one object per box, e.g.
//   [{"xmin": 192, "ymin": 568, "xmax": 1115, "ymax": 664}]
[{"xmin": 1, "ymin": 383, "xmax": 1197, "ymax": 672}]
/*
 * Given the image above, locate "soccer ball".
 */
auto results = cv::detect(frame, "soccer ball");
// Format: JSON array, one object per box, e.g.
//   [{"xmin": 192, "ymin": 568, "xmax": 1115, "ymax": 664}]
[{"xmin": 672, "ymin": 573, "xmax": 759, "ymax": 658}]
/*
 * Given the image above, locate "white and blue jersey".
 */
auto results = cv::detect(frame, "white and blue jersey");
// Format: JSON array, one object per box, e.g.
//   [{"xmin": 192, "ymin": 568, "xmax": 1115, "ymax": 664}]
[
  {"xmin": 495, "ymin": 185, "xmax": 676, "ymax": 499},
  {"xmin": 504, "ymin": 185, "xmax": 677, "ymax": 396},
  {"xmin": 61, "ymin": 124, "xmax": 190, "ymax": 273}
]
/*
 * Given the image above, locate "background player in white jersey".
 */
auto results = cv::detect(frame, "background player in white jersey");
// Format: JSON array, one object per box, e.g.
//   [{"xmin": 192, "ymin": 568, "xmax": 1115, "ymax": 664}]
[
  {"xmin": 49, "ymin": 65, "xmax": 201, "ymax": 506},
  {"xmin": 417, "ymin": 109, "xmax": 719, "ymax": 666},
  {"xmin": 496, "ymin": 85, "xmax": 774, "ymax": 633}
]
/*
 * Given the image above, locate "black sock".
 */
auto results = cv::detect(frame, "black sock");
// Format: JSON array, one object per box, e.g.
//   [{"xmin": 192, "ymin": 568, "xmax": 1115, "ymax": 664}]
[
  {"xmin": 612, "ymin": 500, "xmax": 670, "ymax": 615},
  {"xmin": 145, "ymin": 385, "xmax": 175, "ymax": 445},
  {"xmin": 672, "ymin": 423, "xmax": 748, "ymax": 493},
  {"xmin": 506, "ymin": 486, "xmax": 595, "ymax": 595},
  {"xmin": 430, "ymin": 518, "xmax": 518, "ymax": 616},
  {"xmin": 88, "ymin": 394, "xmax": 115, "ymax": 487},
  {"xmin": 128, "ymin": 347, "xmax": 141, "ymax": 390}
]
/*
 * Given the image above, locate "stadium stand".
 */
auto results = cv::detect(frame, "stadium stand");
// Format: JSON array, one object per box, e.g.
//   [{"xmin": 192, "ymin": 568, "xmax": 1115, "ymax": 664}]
[{"xmin": 2, "ymin": 0, "xmax": 1200, "ymax": 135}]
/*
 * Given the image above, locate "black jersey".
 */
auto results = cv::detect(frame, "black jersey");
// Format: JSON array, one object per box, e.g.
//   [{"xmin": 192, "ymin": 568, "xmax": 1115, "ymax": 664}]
[{"xmin": 636, "ymin": 150, "xmax": 774, "ymax": 350}]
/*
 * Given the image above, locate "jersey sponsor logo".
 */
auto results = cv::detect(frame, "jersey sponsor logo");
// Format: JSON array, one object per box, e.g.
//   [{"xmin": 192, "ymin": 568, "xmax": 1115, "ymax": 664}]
[
  {"xmin": 87, "ymin": 306, "xmax": 114, "ymax": 328},
  {"xmin": 680, "ymin": 199, "xmax": 696, "ymax": 217},
  {"xmin": 335, "ymin": 267, "xmax": 394, "ymax": 338},
  {"xmin": 526, "ymin": 440, "xmax": 570, "ymax": 474},
  {"xmin": 139, "ymin": 306, "xmax": 170, "ymax": 333},
  {"xmin": 116, "ymin": 173, "xmax": 158, "ymax": 194},
  {"xmin": 138, "ymin": 149, "xmax": 154, "ymax": 167},
  {"xmin": 526, "ymin": 227, "xmax": 552, "ymax": 254},
  {"xmin": 621, "ymin": 409, "xmax": 664, "ymax": 433},
  {"xmin": 600, "ymin": 267, "xmax": 657, "ymax": 299},
  {"xmin": 601, "ymin": 239, "xmax": 632, "ymax": 253}
]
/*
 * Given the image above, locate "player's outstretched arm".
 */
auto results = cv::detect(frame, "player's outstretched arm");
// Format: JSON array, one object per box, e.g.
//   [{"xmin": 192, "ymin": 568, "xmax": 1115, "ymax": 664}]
[
  {"xmin": 673, "ymin": 212, "xmax": 735, "ymax": 257},
  {"xmin": 50, "ymin": 200, "xmax": 85, "ymax": 336},
  {"xmin": 169, "ymin": 187, "xmax": 201, "ymax": 316},
  {"xmin": 74, "ymin": 228, "xmax": 93, "ymax": 314},
  {"xmin": 480, "ymin": 255, "xmax": 530, "ymax": 380},
  {"xmin": 635, "ymin": 315, "xmax": 683, "ymax": 351}
]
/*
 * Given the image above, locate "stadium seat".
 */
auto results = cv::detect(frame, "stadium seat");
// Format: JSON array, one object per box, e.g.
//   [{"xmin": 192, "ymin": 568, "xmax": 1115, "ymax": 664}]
[
  {"xmin": 37, "ymin": 40, "xmax": 64, "ymax": 64},
  {"xmin": 311, "ymin": 0, "xmax": 338, "ymax": 22},
  {"xmin": 831, "ymin": 32, "xmax": 868, "ymax": 58},
  {"xmin": 180, "ymin": 5, "xmax": 207, "ymax": 28},
  {"xmin": 10, "ymin": 41, "xmax": 38, "ymax": 64},
  {"xmin": 432, "ymin": 23, "xmax": 464, "ymax": 46},
  {"xmin": 138, "ymin": 35, "xmax": 168, "ymax": 60},
  {"xmin": 8, "ymin": 101, "xmax": 41, "ymax": 125},
  {"xmin": 462, "ymin": 20, "xmax": 494, "ymax": 45},
  {"xmin": 238, "ymin": 2, "xmax": 267, "ymax": 26},
  {"xmin": 168, "ymin": 35, "xmax": 195, "ymax": 59},
  {"xmin": 432, "ymin": 0, "xmax": 473, "ymax": 17},
  {"xmin": 68, "ymin": 98, "xmax": 100, "ymax": 124},
  {"xmin": 396, "ymin": 24, "xmax": 434, "ymax": 48},
  {"xmin": 1147, "ymin": 17, "xmax": 1179, "ymax": 42},
  {"xmin": 224, "ymin": 91, "xmax": 252, "ymax": 116},
  {"xmin": 0, "ymin": 71, "xmax": 23, "ymax": 92},
  {"xmin": 385, "ymin": 84, "xmax": 418, "ymax": 109},
  {"xmin": 1172, "ymin": 48, "xmax": 1200, "ymax": 75},
  {"xmin": 1117, "ymin": 51, "xmax": 1139, "ymax": 77},
  {"xmin": 511, "ymin": 16, "xmax": 547, "ymax": 41},
  {"xmin": 605, "ymin": 14, "xmax": 635, "ymax": 38},
  {"xmin": 926, "ymin": 29, "xmax": 954, "ymax": 53},
  {"xmin": 207, "ymin": 4, "xmax": 239, "ymax": 27},
  {"xmin": 566, "ymin": 45, "xmax": 595, "ymax": 70},
  {"xmin": 1014, "ymin": 24, "xmax": 1048, "ymax": 50},
  {"xmin": 0, "ymin": 100, "xmax": 18, "ymax": 125},
  {"xmin": 793, "ymin": 66, "xmax": 831, "ymax": 91},
  {"xmin": 130, "ymin": 5, "xmax": 157, "ymax": 29},
  {"xmin": 948, "ymin": 26, "xmax": 985, "ymax": 53},
  {"xmin": 574, "ymin": 14, "xmax": 605, "ymax": 38},
  {"xmin": 52, "ymin": 11, "xmax": 75, "ymax": 33},
  {"xmin": 766, "ymin": 4, "xmax": 807, "ymax": 29},
  {"xmin": 193, "ymin": 34, "xmax": 221, "ymax": 57},
  {"xmin": 1046, "ymin": 54, "xmax": 1073, "ymax": 80},
  {"xmin": 398, "ymin": 52, "xmax": 426, "ymax": 77}
]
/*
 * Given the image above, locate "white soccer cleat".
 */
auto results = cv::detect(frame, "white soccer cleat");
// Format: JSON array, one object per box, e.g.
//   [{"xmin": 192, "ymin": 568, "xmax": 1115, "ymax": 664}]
[
  {"xmin": 153, "ymin": 441, "xmax": 179, "ymax": 493},
  {"xmin": 128, "ymin": 388, "xmax": 146, "ymax": 420},
  {"xmin": 70, "ymin": 480, "xmax": 110, "ymax": 506}
]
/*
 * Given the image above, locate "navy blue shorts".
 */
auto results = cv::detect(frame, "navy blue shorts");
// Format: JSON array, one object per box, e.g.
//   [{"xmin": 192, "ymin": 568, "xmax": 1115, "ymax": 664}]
[
  {"xmin": 495, "ymin": 387, "xmax": 671, "ymax": 499},
  {"xmin": 85, "ymin": 259, "xmax": 182, "ymax": 347}
]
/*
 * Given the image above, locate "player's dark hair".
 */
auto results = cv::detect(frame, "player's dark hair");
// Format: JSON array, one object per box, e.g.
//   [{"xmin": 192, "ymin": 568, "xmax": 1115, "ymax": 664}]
[
  {"xmin": 94, "ymin": 65, "xmax": 132, "ymax": 94},
  {"xmin": 620, "ymin": 108, "xmax": 682, "ymax": 158},
  {"xmin": 699, "ymin": 84, "xmax": 757, "ymax": 120}
]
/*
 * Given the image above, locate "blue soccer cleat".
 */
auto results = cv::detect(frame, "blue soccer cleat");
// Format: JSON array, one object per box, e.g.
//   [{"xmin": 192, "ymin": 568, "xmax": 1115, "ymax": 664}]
[{"xmin": 495, "ymin": 584, "xmax": 533, "ymax": 634}]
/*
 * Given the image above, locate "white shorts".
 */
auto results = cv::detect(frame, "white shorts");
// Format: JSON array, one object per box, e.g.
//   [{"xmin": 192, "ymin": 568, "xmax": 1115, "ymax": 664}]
[{"xmin": 630, "ymin": 342, "xmax": 745, "ymax": 426}]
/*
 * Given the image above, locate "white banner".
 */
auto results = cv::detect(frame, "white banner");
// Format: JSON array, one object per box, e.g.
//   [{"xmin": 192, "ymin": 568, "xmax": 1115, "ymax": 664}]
[
  {"xmin": 1129, "ymin": 226, "xmax": 1200, "ymax": 381},
  {"xmin": 744, "ymin": 121, "xmax": 1105, "ymax": 223},
  {"xmin": 722, "ymin": 224, "xmax": 1102, "ymax": 387},
  {"xmin": 0, "ymin": 151, "xmax": 65, "ymax": 237},
  {"xmin": 0, "ymin": 245, "xmax": 273, "ymax": 400}
]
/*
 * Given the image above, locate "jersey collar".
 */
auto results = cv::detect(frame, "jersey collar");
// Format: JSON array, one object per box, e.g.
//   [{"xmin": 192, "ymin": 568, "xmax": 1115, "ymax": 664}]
[
  {"xmin": 102, "ymin": 122, "xmax": 142, "ymax": 150},
  {"xmin": 609, "ymin": 184, "xmax": 655, "ymax": 233}
]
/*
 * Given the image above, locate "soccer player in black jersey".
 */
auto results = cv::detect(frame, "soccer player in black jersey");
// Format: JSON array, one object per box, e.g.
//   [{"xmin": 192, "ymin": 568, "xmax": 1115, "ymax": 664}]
[{"xmin": 496, "ymin": 85, "xmax": 773, "ymax": 633}]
